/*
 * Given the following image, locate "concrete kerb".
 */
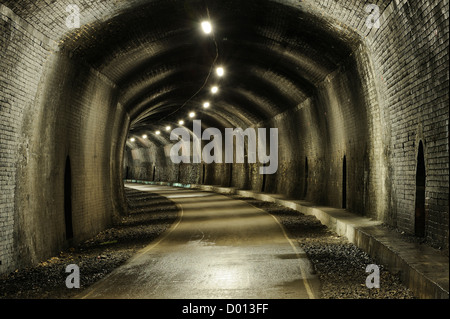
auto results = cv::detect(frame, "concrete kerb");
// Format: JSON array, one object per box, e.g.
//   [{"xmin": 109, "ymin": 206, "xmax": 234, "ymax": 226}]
[{"xmin": 124, "ymin": 180, "xmax": 449, "ymax": 299}]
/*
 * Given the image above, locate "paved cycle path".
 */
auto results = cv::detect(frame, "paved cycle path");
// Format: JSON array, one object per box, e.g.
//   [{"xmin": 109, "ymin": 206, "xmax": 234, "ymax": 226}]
[{"xmin": 78, "ymin": 184, "xmax": 320, "ymax": 299}]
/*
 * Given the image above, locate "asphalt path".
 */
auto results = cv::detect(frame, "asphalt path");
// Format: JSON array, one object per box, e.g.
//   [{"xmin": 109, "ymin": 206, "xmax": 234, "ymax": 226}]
[{"xmin": 77, "ymin": 184, "xmax": 320, "ymax": 299}]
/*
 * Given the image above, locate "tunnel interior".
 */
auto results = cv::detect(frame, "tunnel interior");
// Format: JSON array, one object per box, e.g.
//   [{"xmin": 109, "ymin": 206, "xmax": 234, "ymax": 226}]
[
  {"xmin": 108, "ymin": 0, "xmax": 370, "ymax": 211},
  {"xmin": 0, "ymin": 0, "xmax": 448, "ymax": 275}
]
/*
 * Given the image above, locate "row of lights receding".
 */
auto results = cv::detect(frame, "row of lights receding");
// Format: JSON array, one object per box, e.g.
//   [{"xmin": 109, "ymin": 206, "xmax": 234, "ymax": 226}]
[{"xmin": 129, "ymin": 21, "xmax": 223, "ymax": 143}]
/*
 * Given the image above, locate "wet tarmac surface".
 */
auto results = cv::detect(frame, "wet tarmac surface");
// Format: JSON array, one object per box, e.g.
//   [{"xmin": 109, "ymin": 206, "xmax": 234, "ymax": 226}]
[{"xmin": 78, "ymin": 185, "xmax": 320, "ymax": 299}]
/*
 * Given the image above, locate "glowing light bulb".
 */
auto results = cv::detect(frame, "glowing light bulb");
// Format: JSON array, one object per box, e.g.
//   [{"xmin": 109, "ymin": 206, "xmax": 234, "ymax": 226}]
[
  {"xmin": 203, "ymin": 102, "xmax": 210, "ymax": 108},
  {"xmin": 155, "ymin": 130, "xmax": 161, "ymax": 135},
  {"xmin": 142, "ymin": 134, "xmax": 148, "ymax": 139},
  {"xmin": 211, "ymin": 86, "xmax": 218, "ymax": 94},
  {"xmin": 178, "ymin": 120, "xmax": 184, "ymax": 125},
  {"xmin": 201, "ymin": 21, "xmax": 212, "ymax": 34},
  {"xmin": 130, "ymin": 138, "xmax": 135, "ymax": 142},
  {"xmin": 166, "ymin": 126, "xmax": 171, "ymax": 131},
  {"xmin": 216, "ymin": 67, "xmax": 224, "ymax": 77},
  {"xmin": 189, "ymin": 112, "xmax": 196, "ymax": 118}
]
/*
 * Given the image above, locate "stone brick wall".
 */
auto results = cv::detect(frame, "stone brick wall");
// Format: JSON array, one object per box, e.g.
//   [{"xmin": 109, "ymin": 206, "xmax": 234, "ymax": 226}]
[
  {"xmin": 0, "ymin": 3, "xmax": 128, "ymax": 273},
  {"xmin": 0, "ymin": 4, "xmax": 57, "ymax": 273},
  {"xmin": 0, "ymin": 0, "xmax": 448, "ymax": 274}
]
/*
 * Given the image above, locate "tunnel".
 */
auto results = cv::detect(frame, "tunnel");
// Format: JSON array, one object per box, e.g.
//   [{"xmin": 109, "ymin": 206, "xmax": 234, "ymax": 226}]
[{"xmin": 0, "ymin": 0, "xmax": 449, "ymax": 301}]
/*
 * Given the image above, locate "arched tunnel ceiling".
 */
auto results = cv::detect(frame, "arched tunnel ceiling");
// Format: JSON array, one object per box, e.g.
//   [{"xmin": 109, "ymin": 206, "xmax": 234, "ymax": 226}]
[{"xmin": 52, "ymin": 0, "xmax": 361, "ymax": 141}]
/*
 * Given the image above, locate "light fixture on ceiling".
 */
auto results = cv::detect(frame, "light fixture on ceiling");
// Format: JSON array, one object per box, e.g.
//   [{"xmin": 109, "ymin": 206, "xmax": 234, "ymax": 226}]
[
  {"xmin": 155, "ymin": 130, "xmax": 161, "ymax": 135},
  {"xmin": 130, "ymin": 137, "xmax": 135, "ymax": 142},
  {"xmin": 166, "ymin": 126, "xmax": 171, "ymax": 131},
  {"xmin": 178, "ymin": 120, "xmax": 185, "ymax": 125},
  {"xmin": 189, "ymin": 112, "xmax": 196, "ymax": 118},
  {"xmin": 142, "ymin": 134, "xmax": 148, "ymax": 139},
  {"xmin": 203, "ymin": 102, "xmax": 210, "ymax": 108},
  {"xmin": 201, "ymin": 21, "xmax": 212, "ymax": 34},
  {"xmin": 216, "ymin": 67, "xmax": 224, "ymax": 77},
  {"xmin": 211, "ymin": 86, "xmax": 219, "ymax": 94}
]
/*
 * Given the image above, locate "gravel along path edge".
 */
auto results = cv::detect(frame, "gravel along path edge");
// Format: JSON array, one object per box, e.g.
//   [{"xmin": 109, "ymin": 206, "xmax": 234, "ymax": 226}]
[
  {"xmin": 0, "ymin": 188, "xmax": 415, "ymax": 299},
  {"xmin": 228, "ymin": 195, "xmax": 416, "ymax": 299},
  {"xmin": 0, "ymin": 187, "xmax": 179, "ymax": 299}
]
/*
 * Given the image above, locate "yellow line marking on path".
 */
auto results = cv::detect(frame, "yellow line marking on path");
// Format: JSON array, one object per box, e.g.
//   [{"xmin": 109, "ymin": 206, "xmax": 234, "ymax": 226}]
[
  {"xmin": 268, "ymin": 213, "xmax": 316, "ymax": 299},
  {"xmin": 79, "ymin": 201, "xmax": 184, "ymax": 299},
  {"xmin": 235, "ymin": 197, "xmax": 316, "ymax": 299}
]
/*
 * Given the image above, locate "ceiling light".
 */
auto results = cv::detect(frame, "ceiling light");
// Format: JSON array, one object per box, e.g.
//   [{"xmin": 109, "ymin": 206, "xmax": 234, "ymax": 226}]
[
  {"xmin": 211, "ymin": 86, "xmax": 218, "ymax": 94},
  {"xmin": 166, "ymin": 126, "xmax": 171, "ymax": 131},
  {"xmin": 203, "ymin": 102, "xmax": 210, "ymax": 108},
  {"xmin": 178, "ymin": 120, "xmax": 184, "ymax": 125},
  {"xmin": 216, "ymin": 67, "xmax": 224, "ymax": 77},
  {"xmin": 189, "ymin": 112, "xmax": 196, "ymax": 118},
  {"xmin": 155, "ymin": 130, "xmax": 161, "ymax": 135},
  {"xmin": 142, "ymin": 134, "xmax": 148, "ymax": 139},
  {"xmin": 201, "ymin": 21, "xmax": 212, "ymax": 34},
  {"xmin": 130, "ymin": 138, "xmax": 135, "ymax": 142}
]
